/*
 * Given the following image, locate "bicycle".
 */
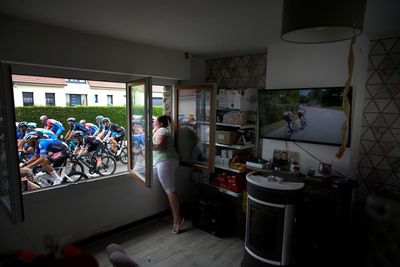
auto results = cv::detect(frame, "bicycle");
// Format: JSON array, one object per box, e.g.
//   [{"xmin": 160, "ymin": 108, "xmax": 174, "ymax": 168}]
[
  {"xmin": 30, "ymin": 160, "xmax": 88, "ymax": 187},
  {"xmin": 103, "ymin": 139, "xmax": 128, "ymax": 164},
  {"xmin": 70, "ymin": 152, "xmax": 117, "ymax": 176},
  {"xmin": 300, "ymin": 116, "xmax": 308, "ymax": 129},
  {"xmin": 284, "ymin": 121, "xmax": 298, "ymax": 137}
]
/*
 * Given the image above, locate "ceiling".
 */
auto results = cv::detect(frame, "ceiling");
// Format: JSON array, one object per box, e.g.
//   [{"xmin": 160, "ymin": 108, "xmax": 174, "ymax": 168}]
[{"xmin": 0, "ymin": 0, "xmax": 399, "ymax": 58}]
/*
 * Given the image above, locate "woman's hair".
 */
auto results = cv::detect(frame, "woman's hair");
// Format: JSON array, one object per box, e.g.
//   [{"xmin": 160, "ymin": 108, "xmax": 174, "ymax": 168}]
[{"xmin": 157, "ymin": 115, "xmax": 171, "ymax": 127}]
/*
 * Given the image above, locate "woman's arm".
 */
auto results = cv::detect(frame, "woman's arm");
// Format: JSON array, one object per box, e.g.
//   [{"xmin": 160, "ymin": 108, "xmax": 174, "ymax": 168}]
[{"xmin": 153, "ymin": 134, "xmax": 167, "ymax": 151}]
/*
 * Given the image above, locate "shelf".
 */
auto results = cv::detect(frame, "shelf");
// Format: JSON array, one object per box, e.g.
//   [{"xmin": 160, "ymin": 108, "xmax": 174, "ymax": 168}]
[
  {"xmin": 215, "ymin": 165, "xmax": 245, "ymax": 173},
  {"xmin": 192, "ymin": 177, "xmax": 243, "ymax": 197},
  {"xmin": 216, "ymin": 123, "xmax": 256, "ymax": 129},
  {"xmin": 215, "ymin": 143, "xmax": 255, "ymax": 150}
]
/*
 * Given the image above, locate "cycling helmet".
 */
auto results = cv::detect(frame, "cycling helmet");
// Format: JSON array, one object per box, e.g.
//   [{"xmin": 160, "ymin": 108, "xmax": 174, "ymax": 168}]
[
  {"xmin": 23, "ymin": 131, "xmax": 40, "ymax": 141},
  {"xmin": 74, "ymin": 130, "xmax": 85, "ymax": 137},
  {"xmin": 79, "ymin": 119, "xmax": 86, "ymax": 124},
  {"xmin": 95, "ymin": 115, "xmax": 104, "ymax": 122},
  {"xmin": 27, "ymin": 122, "xmax": 37, "ymax": 129},
  {"xmin": 40, "ymin": 115, "xmax": 47, "ymax": 121},
  {"xmin": 67, "ymin": 117, "xmax": 76, "ymax": 123},
  {"xmin": 102, "ymin": 117, "xmax": 110, "ymax": 124},
  {"xmin": 19, "ymin": 121, "xmax": 28, "ymax": 127}
]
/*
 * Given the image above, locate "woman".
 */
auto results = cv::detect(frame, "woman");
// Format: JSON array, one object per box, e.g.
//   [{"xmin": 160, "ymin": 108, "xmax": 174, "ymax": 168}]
[{"xmin": 153, "ymin": 115, "xmax": 184, "ymax": 234}]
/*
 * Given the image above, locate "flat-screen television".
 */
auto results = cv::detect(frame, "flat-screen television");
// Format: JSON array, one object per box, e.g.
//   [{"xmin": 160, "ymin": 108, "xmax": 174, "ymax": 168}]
[{"xmin": 258, "ymin": 87, "xmax": 352, "ymax": 146}]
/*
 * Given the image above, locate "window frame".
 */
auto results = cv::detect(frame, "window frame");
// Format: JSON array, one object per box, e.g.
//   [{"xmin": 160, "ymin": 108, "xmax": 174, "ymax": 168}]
[
  {"xmin": 1, "ymin": 61, "xmax": 159, "ymax": 224},
  {"xmin": 45, "ymin": 92, "xmax": 55, "ymax": 106},
  {"xmin": 22, "ymin": 92, "xmax": 34, "ymax": 106}
]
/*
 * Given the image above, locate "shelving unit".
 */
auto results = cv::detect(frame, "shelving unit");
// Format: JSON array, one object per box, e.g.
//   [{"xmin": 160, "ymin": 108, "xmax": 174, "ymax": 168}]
[
  {"xmin": 214, "ymin": 164, "xmax": 245, "ymax": 173},
  {"xmin": 192, "ymin": 177, "xmax": 243, "ymax": 197},
  {"xmin": 215, "ymin": 143, "xmax": 256, "ymax": 150}
]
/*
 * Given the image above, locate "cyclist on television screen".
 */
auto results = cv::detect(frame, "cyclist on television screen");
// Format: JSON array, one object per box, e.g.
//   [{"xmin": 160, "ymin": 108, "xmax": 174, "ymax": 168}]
[{"xmin": 282, "ymin": 109, "xmax": 294, "ymax": 132}]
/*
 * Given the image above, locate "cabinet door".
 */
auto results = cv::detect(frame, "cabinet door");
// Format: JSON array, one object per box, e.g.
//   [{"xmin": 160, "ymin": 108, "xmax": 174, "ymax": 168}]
[{"xmin": 175, "ymin": 84, "xmax": 216, "ymax": 172}]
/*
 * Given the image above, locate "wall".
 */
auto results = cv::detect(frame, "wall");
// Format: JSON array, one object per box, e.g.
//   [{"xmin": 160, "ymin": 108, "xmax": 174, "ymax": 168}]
[
  {"xmin": 357, "ymin": 36, "xmax": 400, "ymax": 195},
  {"xmin": 263, "ymin": 36, "xmax": 370, "ymax": 178},
  {"xmin": 0, "ymin": 15, "xmax": 192, "ymax": 253},
  {"xmin": 0, "ymin": 15, "xmax": 190, "ymax": 80}
]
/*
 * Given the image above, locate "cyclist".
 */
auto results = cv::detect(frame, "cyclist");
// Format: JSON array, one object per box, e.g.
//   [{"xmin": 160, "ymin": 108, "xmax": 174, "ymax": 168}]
[
  {"xmin": 79, "ymin": 119, "xmax": 99, "ymax": 136},
  {"xmin": 93, "ymin": 115, "xmax": 105, "ymax": 137},
  {"xmin": 20, "ymin": 131, "xmax": 69, "ymax": 185},
  {"xmin": 40, "ymin": 115, "xmax": 65, "ymax": 138},
  {"xmin": 64, "ymin": 117, "xmax": 88, "ymax": 140},
  {"xmin": 26, "ymin": 122, "xmax": 58, "ymax": 140},
  {"xmin": 74, "ymin": 130, "xmax": 105, "ymax": 175},
  {"xmin": 17, "ymin": 122, "xmax": 29, "ymax": 151},
  {"xmin": 297, "ymin": 107, "xmax": 306, "ymax": 125},
  {"xmin": 102, "ymin": 117, "xmax": 126, "ymax": 153},
  {"xmin": 282, "ymin": 109, "xmax": 294, "ymax": 132}
]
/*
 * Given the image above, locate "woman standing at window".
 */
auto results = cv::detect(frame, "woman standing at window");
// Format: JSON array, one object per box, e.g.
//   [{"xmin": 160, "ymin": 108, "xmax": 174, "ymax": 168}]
[{"xmin": 153, "ymin": 115, "xmax": 184, "ymax": 234}]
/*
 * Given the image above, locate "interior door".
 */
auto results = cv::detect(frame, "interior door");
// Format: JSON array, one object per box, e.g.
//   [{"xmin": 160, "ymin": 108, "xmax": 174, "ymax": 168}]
[
  {"xmin": 0, "ymin": 62, "xmax": 24, "ymax": 223},
  {"xmin": 126, "ymin": 77, "xmax": 152, "ymax": 187},
  {"xmin": 174, "ymin": 84, "xmax": 216, "ymax": 172}
]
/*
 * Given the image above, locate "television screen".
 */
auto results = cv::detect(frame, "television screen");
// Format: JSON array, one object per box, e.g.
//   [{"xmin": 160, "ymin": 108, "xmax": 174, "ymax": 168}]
[{"xmin": 258, "ymin": 87, "xmax": 352, "ymax": 146}]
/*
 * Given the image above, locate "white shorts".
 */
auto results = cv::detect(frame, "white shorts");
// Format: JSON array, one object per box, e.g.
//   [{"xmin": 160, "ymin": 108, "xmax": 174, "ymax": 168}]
[{"xmin": 153, "ymin": 159, "xmax": 179, "ymax": 193}]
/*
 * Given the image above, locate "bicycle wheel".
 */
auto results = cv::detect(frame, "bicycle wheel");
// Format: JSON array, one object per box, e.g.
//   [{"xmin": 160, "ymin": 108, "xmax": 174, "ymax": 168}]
[
  {"xmin": 284, "ymin": 126, "xmax": 292, "ymax": 137},
  {"xmin": 119, "ymin": 147, "xmax": 128, "ymax": 164},
  {"xmin": 65, "ymin": 161, "xmax": 85, "ymax": 173},
  {"xmin": 64, "ymin": 171, "xmax": 88, "ymax": 182},
  {"xmin": 291, "ymin": 122, "xmax": 298, "ymax": 131},
  {"xmin": 98, "ymin": 155, "xmax": 117, "ymax": 176}
]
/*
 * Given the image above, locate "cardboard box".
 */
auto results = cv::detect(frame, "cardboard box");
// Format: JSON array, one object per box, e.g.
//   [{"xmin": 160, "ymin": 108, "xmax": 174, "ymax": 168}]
[{"xmin": 216, "ymin": 131, "xmax": 239, "ymax": 145}]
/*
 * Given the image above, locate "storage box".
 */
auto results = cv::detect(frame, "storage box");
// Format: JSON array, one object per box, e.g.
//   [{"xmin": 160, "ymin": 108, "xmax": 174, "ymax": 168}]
[{"xmin": 216, "ymin": 130, "xmax": 239, "ymax": 145}]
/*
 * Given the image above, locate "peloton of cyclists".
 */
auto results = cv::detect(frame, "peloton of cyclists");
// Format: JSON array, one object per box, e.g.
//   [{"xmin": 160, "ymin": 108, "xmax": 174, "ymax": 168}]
[
  {"xmin": 79, "ymin": 119, "xmax": 99, "ymax": 136},
  {"xmin": 40, "ymin": 115, "xmax": 65, "ymax": 138},
  {"xmin": 20, "ymin": 131, "xmax": 69, "ymax": 185},
  {"xmin": 64, "ymin": 117, "xmax": 89, "ymax": 140},
  {"xmin": 74, "ymin": 130, "xmax": 105, "ymax": 175},
  {"xmin": 101, "ymin": 117, "xmax": 126, "ymax": 154}
]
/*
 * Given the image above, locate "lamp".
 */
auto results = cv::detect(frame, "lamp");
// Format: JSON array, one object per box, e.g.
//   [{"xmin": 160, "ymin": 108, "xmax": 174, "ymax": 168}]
[{"xmin": 281, "ymin": 0, "xmax": 367, "ymax": 43}]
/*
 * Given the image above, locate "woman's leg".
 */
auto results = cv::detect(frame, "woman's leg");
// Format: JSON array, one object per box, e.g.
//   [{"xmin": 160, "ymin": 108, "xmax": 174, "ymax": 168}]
[{"xmin": 167, "ymin": 191, "xmax": 182, "ymax": 224}]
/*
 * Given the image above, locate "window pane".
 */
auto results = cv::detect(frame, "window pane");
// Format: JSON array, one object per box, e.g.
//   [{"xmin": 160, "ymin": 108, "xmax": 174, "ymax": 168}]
[
  {"xmin": 107, "ymin": 95, "xmax": 113, "ymax": 106},
  {"xmin": 128, "ymin": 78, "xmax": 152, "ymax": 186},
  {"xmin": 45, "ymin": 93, "xmax": 55, "ymax": 106},
  {"xmin": 69, "ymin": 94, "xmax": 81, "ymax": 106},
  {"xmin": 22, "ymin": 92, "xmax": 34, "ymax": 106}
]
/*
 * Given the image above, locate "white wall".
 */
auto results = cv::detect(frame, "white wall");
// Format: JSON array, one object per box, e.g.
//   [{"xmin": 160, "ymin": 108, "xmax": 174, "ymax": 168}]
[
  {"xmin": 0, "ymin": 15, "xmax": 193, "ymax": 253},
  {"xmin": 263, "ymin": 35, "xmax": 370, "ymax": 178},
  {"xmin": 0, "ymin": 15, "xmax": 190, "ymax": 80}
]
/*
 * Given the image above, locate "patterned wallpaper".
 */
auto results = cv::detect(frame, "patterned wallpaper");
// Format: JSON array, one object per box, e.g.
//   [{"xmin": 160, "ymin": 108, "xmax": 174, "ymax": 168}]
[
  {"xmin": 357, "ymin": 36, "xmax": 400, "ymax": 195},
  {"xmin": 205, "ymin": 53, "xmax": 267, "ymax": 89}
]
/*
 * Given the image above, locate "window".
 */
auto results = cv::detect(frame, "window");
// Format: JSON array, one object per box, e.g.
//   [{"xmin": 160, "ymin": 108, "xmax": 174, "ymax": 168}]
[
  {"xmin": 65, "ymin": 79, "xmax": 86, "ymax": 83},
  {"xmin": 94, "ymin": 94, "xmax": 98, "ymax": 103},
  {"xmin": 45, "ymin": 93, "xmax": 55, "ymax": 106},
  {"xmin": 107, "ymin": 95, "xmax": 113, "ymax": 106},
  {"xmin": 152, "ymin": 97, "xmax": 163, "ymax": 106},
  {"xmin": 66, "ymin": 94, "xmax": 87, "ymax": 106},
  {"xmin": 22, "ymin": 92, "xmax": 34, "ymax": 106}
]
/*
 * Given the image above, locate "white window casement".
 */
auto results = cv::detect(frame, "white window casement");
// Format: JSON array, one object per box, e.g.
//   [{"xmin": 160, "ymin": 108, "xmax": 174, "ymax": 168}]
[
  {"xmin": 0, "ymin": 62, "xmax": 155, "ymax": 224},
  {"xmin": 107, "ymin": 95, "xmax": 113, "ymax": 106}
]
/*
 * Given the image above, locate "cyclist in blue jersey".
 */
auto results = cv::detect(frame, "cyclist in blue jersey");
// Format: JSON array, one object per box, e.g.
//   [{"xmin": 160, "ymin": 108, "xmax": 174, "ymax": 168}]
[
  {"xmin": 64, "ymin": 117, "xmax": 88, "ymax": 140},
  {"xmin": 40, "ymin": 115, "xmax": 65, "ymax": 137},
  {"xmin": 20, "ymin": 131, "xmax": 69, "ymax": 185},
  {"xmin": 93, "ymin": 115, "xmax": 105, "ymax": 137},
  {"xmin": 79, "ymin": 119, "xmax": 99, "ymax": 136},
  {"xmin": 17, "ymin": 122, "xmax": 29, "ymax": 151},
  {"xmin": 26, "ymin": 122, "xmax": 58, "ymax": 140},
  {"xmin": 102, "ymin": 117, "xmax": 126, "ymax": 153}
]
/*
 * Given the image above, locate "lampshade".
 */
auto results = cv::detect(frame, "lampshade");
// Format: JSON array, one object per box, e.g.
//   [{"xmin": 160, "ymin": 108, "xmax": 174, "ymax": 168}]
[{"xmin": 281, "ymin": 0, "xmax": 367, "ymax": 43}]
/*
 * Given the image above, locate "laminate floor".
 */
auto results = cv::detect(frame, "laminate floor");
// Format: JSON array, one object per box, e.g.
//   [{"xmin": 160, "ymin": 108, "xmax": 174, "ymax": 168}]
[{"xmin": 82, "ymin": 217, "xmax": 245, "ymax": 267}]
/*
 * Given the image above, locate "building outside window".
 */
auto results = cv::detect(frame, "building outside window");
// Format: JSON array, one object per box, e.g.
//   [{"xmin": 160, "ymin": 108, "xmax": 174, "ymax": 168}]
[
  {"xmin": 22, "ymin": 92, "xmax": 34, "ymax": 106},
  {"xmin": 65, "ymin": 79, "xmax": 86, "ymax": 83},
  {"xmin": 45, "ymin": 93, "xmax": 55, "ymax": 106},
  {"xmin": 94, "ymin": 94, "xmax": 98, "ymax": 103},
  {"xmin": 107, "ymin": 95, "xmax": 113, "ymax": 106}
]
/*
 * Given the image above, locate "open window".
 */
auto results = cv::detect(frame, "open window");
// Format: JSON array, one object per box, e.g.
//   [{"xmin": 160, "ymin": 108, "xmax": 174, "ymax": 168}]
[{"xmin": 127, "ymin": 78, "xmax": 153, "ymax": 187}]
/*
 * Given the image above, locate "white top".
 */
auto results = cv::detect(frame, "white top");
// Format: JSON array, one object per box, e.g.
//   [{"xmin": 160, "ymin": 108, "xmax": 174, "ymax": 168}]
[{"xmin": 246, "ymin": 173, "xmax": 304, "ymax": 191}]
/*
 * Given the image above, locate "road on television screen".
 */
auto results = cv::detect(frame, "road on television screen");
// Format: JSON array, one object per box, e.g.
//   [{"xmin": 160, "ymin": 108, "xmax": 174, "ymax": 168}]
[{"xmin": 266, "ymin": 106, "xmax": 346, "ymax": 144}]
